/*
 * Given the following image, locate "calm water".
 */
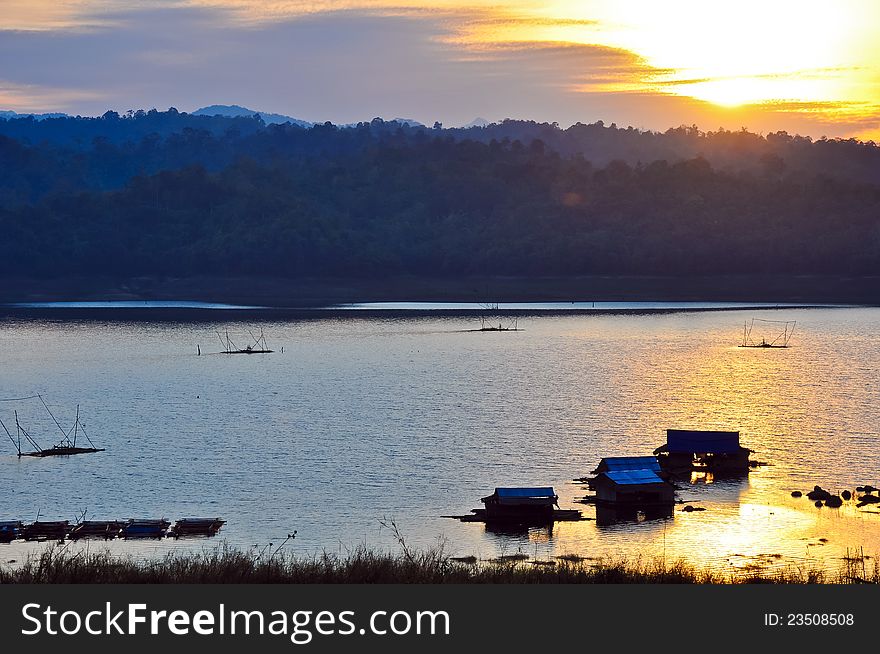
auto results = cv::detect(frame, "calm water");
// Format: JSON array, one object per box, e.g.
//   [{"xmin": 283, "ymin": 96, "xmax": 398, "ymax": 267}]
[{"xmin": 1, "ymin": 307, "xmax": 879, "ymax": 575}]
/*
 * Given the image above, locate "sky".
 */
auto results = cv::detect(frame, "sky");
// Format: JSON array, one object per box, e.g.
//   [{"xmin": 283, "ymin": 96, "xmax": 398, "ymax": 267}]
[{"xmin": 1, "ymin": 0, "xmax": 879, "ymax": 139}]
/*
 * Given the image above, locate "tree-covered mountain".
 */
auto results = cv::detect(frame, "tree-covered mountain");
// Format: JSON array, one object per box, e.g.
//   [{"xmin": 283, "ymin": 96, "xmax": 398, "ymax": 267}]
[
  {"xmin": 191, "ymin": 104, "xmax": 312, "ymax": 128},
  {"xmin": 0, "ymin": 110, "xmax": 878, "ymax": 283}
]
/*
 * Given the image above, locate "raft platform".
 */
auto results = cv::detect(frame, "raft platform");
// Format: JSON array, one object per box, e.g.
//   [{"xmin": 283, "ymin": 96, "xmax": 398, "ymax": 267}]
[
  {"xmin": 0, "ymin": 517, "xmax": 225, "ymax": 542},
  {"xmin": 444, "ymin": 509, "xmax": 587, "ymax": 523}
]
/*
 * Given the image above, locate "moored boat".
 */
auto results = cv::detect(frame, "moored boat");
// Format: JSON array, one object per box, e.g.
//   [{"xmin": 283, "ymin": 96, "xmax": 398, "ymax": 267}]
[
  {"xmin": 169, "ymin": 517, "xmax": 225, "ymax": 537},
  {"xmin": 21, "ymin": 521, "xmax": 69, "ymax": 541},
  {"xmin": 121, "ymin": 519, "xmax": 170, "ymax": 539},
  {"xmin": 0, "ymin": 521, "xmax": 23, "ymax": 543},
  {"xmin": 68, "ymin": 520, "xmax": 123, "ymax": 540}
]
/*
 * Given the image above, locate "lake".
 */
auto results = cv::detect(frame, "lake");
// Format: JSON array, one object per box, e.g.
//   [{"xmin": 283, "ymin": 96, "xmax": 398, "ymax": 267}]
[{"xmin": 1, "ymin": 305, "xmax": 879, "ymax": 575}]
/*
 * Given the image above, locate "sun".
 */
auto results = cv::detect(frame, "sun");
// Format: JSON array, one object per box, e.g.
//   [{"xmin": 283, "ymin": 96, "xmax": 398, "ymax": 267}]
[{"xmin": 523, "ymin": 0, "xmax": 877, "ymax": 110}]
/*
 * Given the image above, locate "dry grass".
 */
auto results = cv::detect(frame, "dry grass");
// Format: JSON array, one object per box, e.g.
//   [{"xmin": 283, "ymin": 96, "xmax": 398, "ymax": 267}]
[{"xmin": 2, "ymin": 543, "xmax": 878, "ymax": 584}]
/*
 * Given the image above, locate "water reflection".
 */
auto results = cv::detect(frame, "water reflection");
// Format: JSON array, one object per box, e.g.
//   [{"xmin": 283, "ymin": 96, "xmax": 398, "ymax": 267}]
[
  {"xmin": 483, "ymin": 522, "xmax": 555, "ymax": 542},
  {"xmin": 595, "ymin": 504, "xmax": 674, "ymax": 527},
  {"xmin": 1, "ymin": 307, "xmax": 879, "ymax": 573}
]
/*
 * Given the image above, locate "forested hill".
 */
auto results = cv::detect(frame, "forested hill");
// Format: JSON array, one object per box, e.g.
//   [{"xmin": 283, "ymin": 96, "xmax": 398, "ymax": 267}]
[{"xmin": 1, "ymin": 110, "xmax": 879, "ymax": 282}]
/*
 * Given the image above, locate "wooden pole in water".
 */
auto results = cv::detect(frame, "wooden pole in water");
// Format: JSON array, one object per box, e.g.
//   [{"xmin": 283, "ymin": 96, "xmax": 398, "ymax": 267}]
[
  {"xmin": 0, "ymin": 415, "xmax": 20, "ymax": 456},
  {"xmin": 73, "ymin": 405, "xmax": 79, "ymax": 447}
]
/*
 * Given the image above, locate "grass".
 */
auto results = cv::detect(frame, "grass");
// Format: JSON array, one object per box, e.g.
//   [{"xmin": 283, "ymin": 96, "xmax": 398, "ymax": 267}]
[{"xmin": 2, "ymin": 543, "xmax": 878, "ymax": 584}]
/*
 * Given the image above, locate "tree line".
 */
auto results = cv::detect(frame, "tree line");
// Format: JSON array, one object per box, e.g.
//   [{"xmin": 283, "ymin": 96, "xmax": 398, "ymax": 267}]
[{"xmin": 0, "ymin": 110, "xmax": 878, "ymax": 279}]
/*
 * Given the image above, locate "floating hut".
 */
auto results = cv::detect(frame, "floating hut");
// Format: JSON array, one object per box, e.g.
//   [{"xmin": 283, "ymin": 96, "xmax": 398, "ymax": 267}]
[
  {"xmin": 580, "ymin": 456, "xmax": 676, "ymax": 525},
  {"xmin": 654, "ymin": 429, "xmax": 753, "ymax": 475},
  {"xmin": 592, "ymin": 456, "xmax": 661, "ymax": 474},
  {"xmin": 481, "ymin": 487, "xmax": 558, "ymax": 520},
  {"xmin": 590, "ymin": 469, "xmax": 675, "ymax": 506},
  {"xmin": 446, "ymin": 486, "xmax": 583, "ymax": 524},
  {"xmin": 587, "ymin": 456, "xmax": 664, "ymax": 487}
]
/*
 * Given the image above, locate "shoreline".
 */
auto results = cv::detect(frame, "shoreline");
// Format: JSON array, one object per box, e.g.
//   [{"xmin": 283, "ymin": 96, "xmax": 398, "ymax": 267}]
[
  {"xmin": 0, "ymin": 303, "xmax": 849, "ymax": 322},
  {"xmin": 2, "ymin": 274, "xmax": 880, "ymax": 307}
]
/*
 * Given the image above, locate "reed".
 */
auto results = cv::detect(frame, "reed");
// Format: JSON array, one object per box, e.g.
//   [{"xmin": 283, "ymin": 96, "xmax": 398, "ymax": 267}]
[{"xmin": 2, "ymin": 544, "xmax": 878, "ymax": 584}]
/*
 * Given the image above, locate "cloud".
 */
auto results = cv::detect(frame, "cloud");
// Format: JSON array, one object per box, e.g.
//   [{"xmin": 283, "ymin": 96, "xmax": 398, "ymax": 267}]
[
  {"xmin": 0, "ymin": 6, "xmax": 635, "ymax": 125},
  {"xmin": 0, "ymin": 2, "xmax": 876, "ymax": 139},
  {"xmin": 0, "ymin": 80, "xmax": 105, "ymax": 112}
]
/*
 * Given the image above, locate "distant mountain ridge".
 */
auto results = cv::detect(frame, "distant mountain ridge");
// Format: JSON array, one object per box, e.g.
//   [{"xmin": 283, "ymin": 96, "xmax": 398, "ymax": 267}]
[
  {"xmin": 390, "ymin": 117, "xmax": 425, "ymax": 127},
  {"xmin": 192, "ymin": 104, "xmax": 312, "ymax": 127},
  {"xmin": 0, "ymin": 105, "xmax": 457, "ymax": 130},
  {"xmin": 0, "ymin": 110, "xmax": 69, "ymax": 121}
]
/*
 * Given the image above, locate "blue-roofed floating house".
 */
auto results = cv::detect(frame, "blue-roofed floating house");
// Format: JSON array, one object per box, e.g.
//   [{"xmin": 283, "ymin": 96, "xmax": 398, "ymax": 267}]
[
  {"xmin": 480, "ymin": 487, "xmax": 558, "ymax": 520},
  {"xmin": 586, "ymin": 456, "xmax": 664, "ymax": 490},
  {"xmin": 654, "ymin": 429, "xmax": 753, "ymax": 475},
  {"xmin": 590, "ymin": 468, "xmax": 675, "ymax": 506},
  {"xmin": 447, "ymin": 486, "xmax": 583, "ymax": 525},
  {"xmin": 579, "ymin": 456, "xmax": 676, "ymax": 525},
  {"xmin": 591, "ymin": 455, "xmax": 662, "ymax": 475}
]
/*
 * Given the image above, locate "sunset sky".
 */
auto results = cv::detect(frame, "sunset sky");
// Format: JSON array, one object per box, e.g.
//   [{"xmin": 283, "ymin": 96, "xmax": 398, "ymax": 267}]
[{"xmin": 2, "ymin": 0, "xmax": 878, "ymax": 139}]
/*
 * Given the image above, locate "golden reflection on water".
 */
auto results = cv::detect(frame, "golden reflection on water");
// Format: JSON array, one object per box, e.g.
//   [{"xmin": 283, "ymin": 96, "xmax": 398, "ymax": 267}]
[{"xmin": 520, "ymin": 309, "xmax": 880, "ymax": 574}]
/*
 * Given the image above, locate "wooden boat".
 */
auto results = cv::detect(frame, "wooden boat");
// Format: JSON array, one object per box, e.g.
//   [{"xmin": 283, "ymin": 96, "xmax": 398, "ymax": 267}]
[
  {"xmin": 21, "ymin": 521, "xmax": 69, "ymax": 541},
  {"xmin": 121, "ymin": 519, "xmax": 170, "ymax": 539},
  {"xmin": 68, "ymin": 520, "xmax": 123, "ymax": 540},
  {"xmin": 169, "ymin": 517, "xmax": 225, "ymax": 537},
  {"xmin": 0, "ymin": 521, "xmax": 22, "ymax": 543}
]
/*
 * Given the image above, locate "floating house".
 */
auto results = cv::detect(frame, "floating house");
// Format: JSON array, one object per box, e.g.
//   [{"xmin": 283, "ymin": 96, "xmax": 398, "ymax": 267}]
[
  {"xmin": 589, "ymin": 456, "xmax": 663, "ymax": 486},
  {"xmin": 446, "ymin": 486, "xmax": 583, "ymax": 524},
  {"xmin": 590, "ymin": 469, "xmax": 675, "ymax": 506},
  {"xmin": 480, "ymin": 487, "xmax": 558, "ymax": 521},
  {"xmin": 654, "ymin": 429, "xmax": 752, "ymax": 475}
]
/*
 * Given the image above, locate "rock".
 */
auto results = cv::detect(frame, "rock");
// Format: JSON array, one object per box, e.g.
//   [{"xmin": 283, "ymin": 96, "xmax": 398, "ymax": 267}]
[
  {"xmin": 683, "ymin": 505, "xmax": 695, "ymax": 512},
  {"xmin": 864, "ymin": 485, "xmax": 877, "ymax": 493},
  {"xmin": 841, "ymin": 490, "xmax": 852, "ymax": 501},
  {"xmin": 825, "ymin": 496, "xmax": 843, "ymax": 508},
  {"xmin": 856, "ymin": 486, "xmax": 865, "ymax": 492},
  {"xmin": 807, "ymin": 488, "xmax": 832, "ymax": 501},
  {"xmin": 815, "ymin": 500, "xmax": 823, "ymax": 508},
  {"xmin": 791, "ymin": 491, "xmax": 802, "ymax": 498}
]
